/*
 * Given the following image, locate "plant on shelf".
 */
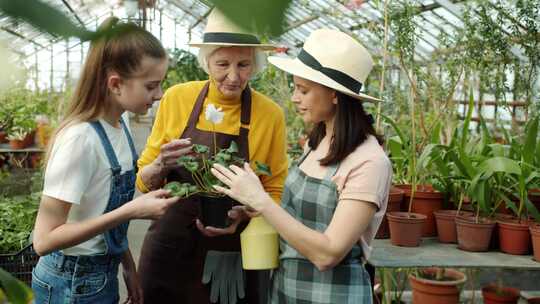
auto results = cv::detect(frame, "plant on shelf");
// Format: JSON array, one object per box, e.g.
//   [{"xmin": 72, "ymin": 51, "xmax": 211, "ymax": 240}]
[{"xmin": 409, "ymin": 267, "xmax": 466, "ymax": 304}]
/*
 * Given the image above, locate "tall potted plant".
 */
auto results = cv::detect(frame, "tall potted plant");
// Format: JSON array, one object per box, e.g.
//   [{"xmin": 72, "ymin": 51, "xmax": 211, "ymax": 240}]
[{"xmin": 495, "ymin": 115, "xmax": 540, "ymax": 255}]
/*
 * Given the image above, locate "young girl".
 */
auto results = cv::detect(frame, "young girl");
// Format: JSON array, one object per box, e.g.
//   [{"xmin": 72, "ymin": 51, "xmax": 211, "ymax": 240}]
[
  {"xmin": 31, "ymin": 17, "xmax": 179, "ymax": 304},
  {"xmin": 211, "ymin": 29, "xmax": 392, "ymax": 303}
]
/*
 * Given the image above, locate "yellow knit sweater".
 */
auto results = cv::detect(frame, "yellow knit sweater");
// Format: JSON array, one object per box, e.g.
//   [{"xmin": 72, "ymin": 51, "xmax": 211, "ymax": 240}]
[{"xmin": 136, "ymin": 80, "xmax": 288, "ymax": 203}]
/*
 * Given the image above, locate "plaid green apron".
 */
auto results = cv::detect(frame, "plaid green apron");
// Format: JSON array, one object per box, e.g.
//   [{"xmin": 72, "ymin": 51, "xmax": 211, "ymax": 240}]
[{"xmin": 269, "ymin": 151, "xmax": 372, "ymax": 304}]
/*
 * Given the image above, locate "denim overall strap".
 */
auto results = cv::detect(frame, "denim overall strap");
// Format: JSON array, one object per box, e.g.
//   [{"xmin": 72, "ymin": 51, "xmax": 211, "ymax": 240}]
[
  {"xmin": 90, "ymin": 121, "xmax": 122, "ymax": 175},
  {"xmin": 90, "ymin": 120, "xmax": 136, "ymax": 255},
  {"xmin": 120, "ymin": 117, "xmax": 139, "ymax": 171}
]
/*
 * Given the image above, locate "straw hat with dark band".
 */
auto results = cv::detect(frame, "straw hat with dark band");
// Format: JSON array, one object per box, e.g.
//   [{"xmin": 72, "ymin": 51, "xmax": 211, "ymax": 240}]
[
  {"xmin": 269, "ymin": 29, "xmax": 381, "ymax": 102},
  {"xmin": 189, "ymin": 9, "xmax": 275, "ymax": 50}
]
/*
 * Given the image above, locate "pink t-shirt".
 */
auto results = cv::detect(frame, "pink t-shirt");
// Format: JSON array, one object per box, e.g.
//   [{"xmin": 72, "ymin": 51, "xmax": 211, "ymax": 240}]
[{"xmin": 330, "ymin": 135, "xmax": 392, "ymax": 259}]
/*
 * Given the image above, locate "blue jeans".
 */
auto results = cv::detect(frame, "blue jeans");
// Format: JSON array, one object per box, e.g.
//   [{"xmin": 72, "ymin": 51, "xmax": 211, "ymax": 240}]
[{"xmin": 32, "ymin": 251, "xmax": 121, "ymax": 304}]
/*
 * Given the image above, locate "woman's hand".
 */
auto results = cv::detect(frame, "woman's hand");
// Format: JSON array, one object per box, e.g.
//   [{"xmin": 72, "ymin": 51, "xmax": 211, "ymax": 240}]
[
  {"xmin": 123, "ymin": 189, "xmax": 180, "ymax": 220},
  {"xmin": 155, "ymin": 138, "xmax": 192, "ymax": 171},
  {"xmin": 121, "ymin": 258, "xmax": 143, "ymax": 304},
  {"xmin": 211, "ymin": 163, "xmax": 272, "ymax": 212},
  {"xmin": 139, "ymin": 139, "xmax": 192, "ymax": 190},
  {"xmin": 195, "ymin": 206, "xmax": 250, "ymax": 237}
]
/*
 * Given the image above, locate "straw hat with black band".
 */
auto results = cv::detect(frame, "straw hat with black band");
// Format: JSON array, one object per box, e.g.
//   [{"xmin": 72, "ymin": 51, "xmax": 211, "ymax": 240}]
[
  {"xmin": 189, "ymin": 8, "xmax": 275, "ymax": 50},
  {"xmin": 268, "ymin": 29, "xmax": 381, "ymax": 103}
]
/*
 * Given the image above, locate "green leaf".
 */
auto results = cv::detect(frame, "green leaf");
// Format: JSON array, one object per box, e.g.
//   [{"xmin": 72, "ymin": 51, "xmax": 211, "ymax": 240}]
[
  {"xmin": 177, "ymin": 155, "xmax": 196, "ymax": 165},
  {"xmin": 0, "ymin": 267, "xmax": 33, "ymax": 304},
  {"xmin": 206, "ymin": 0, "xmax": 292, "ymax": 37},
  {"xmin": 0, "ymin": 0, "xmax": 95, "ymax": 41},
  {"xmin": 227, "ymin": 141, "xmax": 239, "ymax": 154},
  {"xmin": 184, "ymin": 161, "xmax": 199, "ymax": 173},
  {"xmin": 193, "ymin": 144, "xmax": 210, "ymax": 154},
  {"xmin": 523, "ymin": 115, "xmax": 538, "ymax": 168},
  {"xmin": 478, "ymin": 157, "xmax": 521, "ymax": 176},
  {"xmin": 255, "ymin": 161, "xmax": 272, "ymax": 176}
]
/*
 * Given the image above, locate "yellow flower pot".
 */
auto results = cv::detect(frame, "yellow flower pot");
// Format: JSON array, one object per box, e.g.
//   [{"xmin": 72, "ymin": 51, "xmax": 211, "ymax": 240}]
[{"xmin": 240, "ymin": 216, "xmax": 279, "ymax": 270}]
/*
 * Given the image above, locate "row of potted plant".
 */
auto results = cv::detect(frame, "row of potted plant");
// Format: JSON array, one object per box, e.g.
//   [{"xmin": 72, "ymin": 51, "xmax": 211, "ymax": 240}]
[
  {"xmin": 379, "ymin": 95, "xmax": 540, "ymax": 261},
  {"xmin": 0, "ymin": 87, "xmax": 58, "ymax": 150}
]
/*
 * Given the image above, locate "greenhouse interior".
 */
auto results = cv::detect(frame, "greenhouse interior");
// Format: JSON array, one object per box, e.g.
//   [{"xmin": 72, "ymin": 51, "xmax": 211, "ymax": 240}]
[{"xmin": 0, "ymin": 0, "xmax": 540, "ymax": 303}]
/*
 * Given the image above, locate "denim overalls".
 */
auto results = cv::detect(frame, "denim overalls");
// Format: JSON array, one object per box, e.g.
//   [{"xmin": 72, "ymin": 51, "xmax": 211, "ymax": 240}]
[{"xmin": 32, "ymin": 118, "xmax": 137, "ymax": 304}]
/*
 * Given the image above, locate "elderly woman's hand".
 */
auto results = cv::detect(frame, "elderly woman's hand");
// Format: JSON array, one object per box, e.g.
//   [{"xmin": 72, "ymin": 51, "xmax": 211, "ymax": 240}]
[
  {"xmin": 140, "ymin": 138, "xmax": 193, "ymax": 190},
  {"xmin": 195, "ymin": 205, "xmax": 256, "ymax": 237},
  {"xmin": 155, "ymin": 138, "xmax": 193, "ymax": 172},
  {"xmin": 211, "ymin": 163, "xmax": 272, "ymax": 212}
]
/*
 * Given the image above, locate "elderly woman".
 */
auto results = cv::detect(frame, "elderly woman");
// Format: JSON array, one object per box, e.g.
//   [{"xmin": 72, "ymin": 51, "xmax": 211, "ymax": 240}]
[
  {"xmin": 136, "ymin": 9, "xmax": 288, "ymax": 304},
  {"xmin": 211, "ymin": 29, "xmax": 392, "ymax": 303}
]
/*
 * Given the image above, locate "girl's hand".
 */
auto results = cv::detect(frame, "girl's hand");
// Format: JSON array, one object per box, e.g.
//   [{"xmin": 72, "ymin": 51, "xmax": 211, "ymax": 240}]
[
  {"xmin": 124, "ymin": 189, "xmax": 180, "ymax": 220},
  {"xmin": 211, "ymin": 163, "xmax": 271, "ymax": 212},
  {"xmin": 122, "ymin": 263, "xmax": 143, "ymax": 304},
  {"xmin": 154, "ymin": 138, "xmax": 193, "ymax": 173}
]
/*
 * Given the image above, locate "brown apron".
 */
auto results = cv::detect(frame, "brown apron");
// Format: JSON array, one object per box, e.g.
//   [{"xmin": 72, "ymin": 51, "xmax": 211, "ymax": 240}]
[{"xmin": 139, "ymin": 82, "xmax": 260, "ymax": 303}]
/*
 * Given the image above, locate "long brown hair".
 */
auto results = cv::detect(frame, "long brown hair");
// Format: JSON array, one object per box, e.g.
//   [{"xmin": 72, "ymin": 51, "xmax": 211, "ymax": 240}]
[
  {"xmin": 308, "ymin": 92, "xmax": 383, "ymax": 166},
  {"xmin": 46, "ymin": 17, "xmax": 166, "ymax": 163}
]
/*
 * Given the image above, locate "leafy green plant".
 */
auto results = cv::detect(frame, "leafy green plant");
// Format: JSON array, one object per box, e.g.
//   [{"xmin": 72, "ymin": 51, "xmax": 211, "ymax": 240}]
[
  {"xmin": 164, "ymin": 141, "xmax": 271, "ymax": 198},
  {"xmin": 0, "ymin": 193, "xmax": 39, "ymax": 254}
]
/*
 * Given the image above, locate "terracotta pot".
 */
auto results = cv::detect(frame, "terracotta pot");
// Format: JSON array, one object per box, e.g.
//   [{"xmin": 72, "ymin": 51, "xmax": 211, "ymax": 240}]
[
  {"xmin": 9, "ymin": 139, "xmax": 27, "ymax": 149},
  {"xmin": 0, "ymin": 131, "xmax": 7, "ymax": 143},
  {"xmin": 434, "ymin": 210, "xmax": 459, "ymax": 243},
  {"xmin": 490, "ymin": 213, "xmax": 515, "ymax": 250},
  {"xmin": 387, "ymin": 212, "xmax": 426, "ymax": 247},
  {"xmin": 23, "ymin": 131, "xmax": 35, "ymax": 147},
  {"xmin": 409, "ymin": 267, "xmax": 466, "ymax": 304},
  {"xmin": 497, "ymin": 218, "xmax": 531, "ymax": 255},
  {"xmin": 455, "ymin": 216, "xmax": 496, "ymax": 252},
  {"xmin": 482, "ymin": 284, "xmax": 520, "ymax": 304},
  {"xmin": 376, "ymin": 187, "xmax": 404, "ymax": 239},
  {"xmin": 394, "ymin": 184, "xmax": 443, "ymax": 237},
  {"xmin": 531, "ymin": 223, "xmax": 540, "ymax": 262}
]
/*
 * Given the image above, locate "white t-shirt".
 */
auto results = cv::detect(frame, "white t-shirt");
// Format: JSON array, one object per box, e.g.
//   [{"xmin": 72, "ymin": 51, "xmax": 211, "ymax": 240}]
[{"xmin": 43, "ymin": 118, "xmax": 135, "ymax": 256}]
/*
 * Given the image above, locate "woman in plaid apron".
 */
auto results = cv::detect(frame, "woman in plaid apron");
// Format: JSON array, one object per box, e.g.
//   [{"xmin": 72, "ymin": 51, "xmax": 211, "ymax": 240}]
[{"xmin": 211, "ymin": 29, "xmax": 392, "ymax": 304}]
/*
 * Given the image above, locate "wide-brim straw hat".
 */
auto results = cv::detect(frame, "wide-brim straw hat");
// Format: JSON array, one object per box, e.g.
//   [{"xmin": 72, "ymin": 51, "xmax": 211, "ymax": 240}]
[
  {"xmin": 189, "ymin": 9, "xmax": 275, "ymax": 50},
  {"xmin": 268, "ymin": 29, "xmax": 381, "ymax": 102}
]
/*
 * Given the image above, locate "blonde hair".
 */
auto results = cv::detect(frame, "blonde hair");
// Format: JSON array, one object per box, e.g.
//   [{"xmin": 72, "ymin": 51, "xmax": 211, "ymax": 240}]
[
  {"xmin": 197, "ymin": 45, "xmax": 267, "ymax": 76},
  {"xmin": 45, "ymin": 17, "xmax": 167, "ymax": 165}
]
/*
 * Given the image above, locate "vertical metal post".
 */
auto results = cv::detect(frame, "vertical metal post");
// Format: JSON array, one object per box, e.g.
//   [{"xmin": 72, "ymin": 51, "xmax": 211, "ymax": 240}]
[
  {"xmin": 66, "ymin": 39, "xmax": 70, "ymax": 86},
  {"xmin": 159, "ymin": 9, "xmax": 163, "ymax": 42},
  {"xmin": 50, "ymin": 43, "xmax": 54, "ymax": 92}
]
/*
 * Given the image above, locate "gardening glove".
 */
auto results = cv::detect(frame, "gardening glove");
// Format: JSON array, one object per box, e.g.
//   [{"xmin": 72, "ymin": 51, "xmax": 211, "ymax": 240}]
[{"xmin": 202, "ymin": 251, "xmax": 245, "ymax": 304}]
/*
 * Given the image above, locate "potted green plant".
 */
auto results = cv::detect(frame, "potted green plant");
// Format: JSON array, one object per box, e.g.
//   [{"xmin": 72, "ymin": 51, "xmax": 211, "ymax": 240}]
[
  {"xmin": 493, "ymin": 115, "xmax": 540, "ymax": 255},
  {"xmin": 7, "ymin": 127, "xmax": 33, "ymax": 150},
  {"xmin": 482, "ymin": 279, "xmax": 521, "ymax": 304},
  {"xmin": 165, "ymin": 140, "xmax": 271, "ymax": 228},
  {"xmin": 408, "ymin": 267, "xmax": 466, "ymax": 304},
  {"xmin": 383, "ymin": 115, "xmax": 427, "ymax": 247}
]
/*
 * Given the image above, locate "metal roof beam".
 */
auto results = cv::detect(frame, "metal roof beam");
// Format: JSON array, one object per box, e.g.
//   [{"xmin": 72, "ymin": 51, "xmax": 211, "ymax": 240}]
[
  {"xmin": 61, "ymin": 0, "xmax": 85, "ymax": 27},
  {"xmin": 1, "ymin": 26, "xmax": 45, "ymax": 48}
]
